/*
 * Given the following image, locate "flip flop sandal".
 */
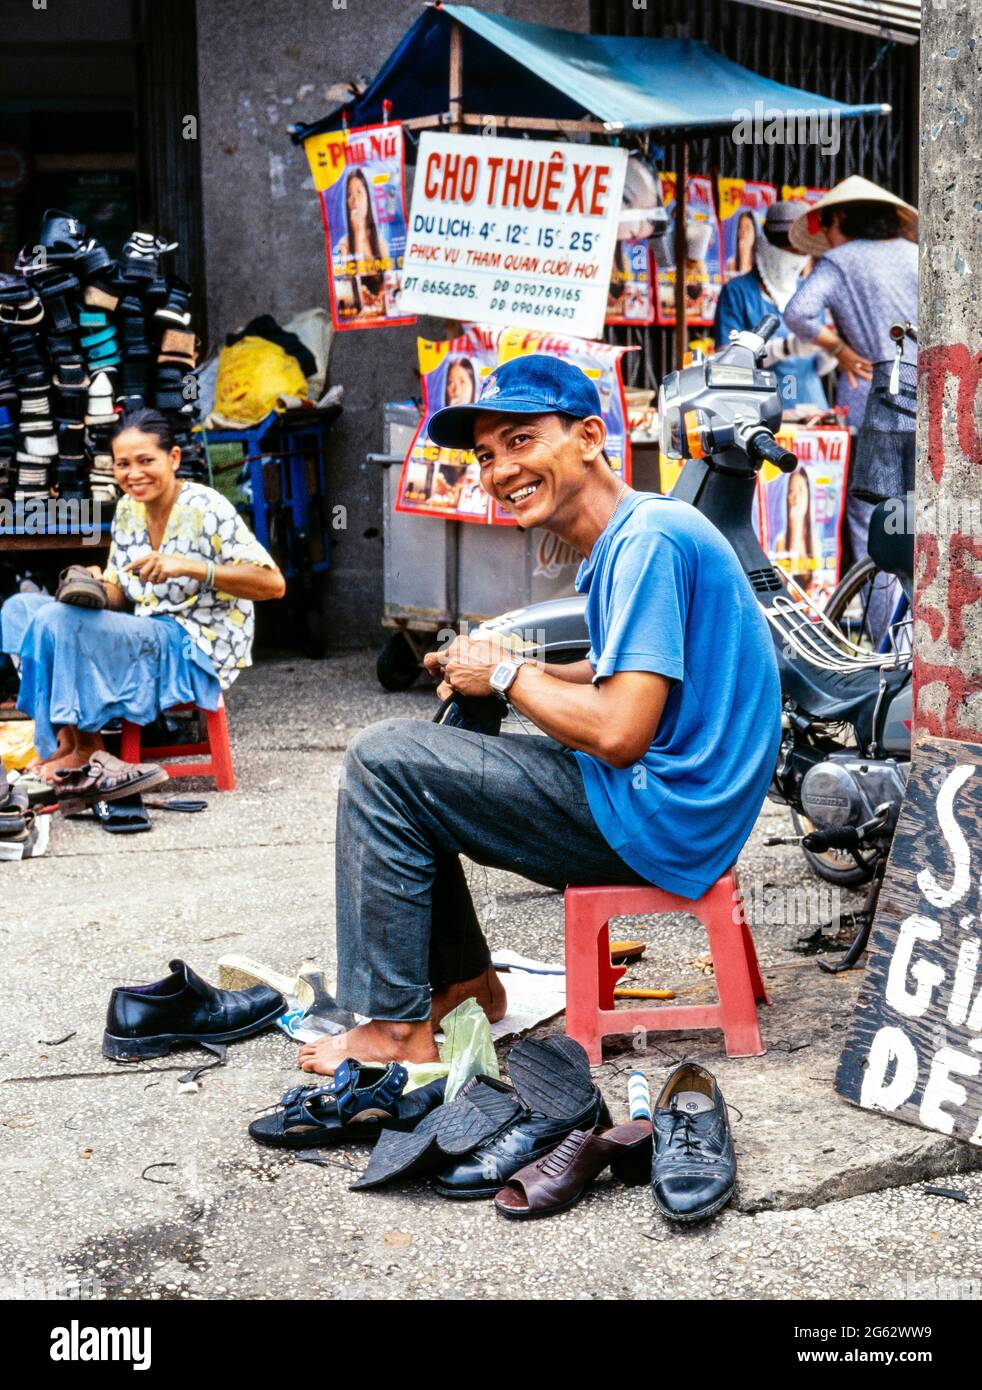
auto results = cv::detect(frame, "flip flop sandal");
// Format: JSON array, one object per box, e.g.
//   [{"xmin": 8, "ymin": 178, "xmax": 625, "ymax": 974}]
[
  {"xmin": 507, "ymin": 1035, "xmax": 597, "ymax": 1120},
  {"xmin": 143, "ymin": 796, "xmax": 208, "ymax": 813},
  {"xmin": 248, "ymin": 1059, "xmax": 409, "ymax": 1149},
  {"xmin": 350, "ymin": 1077, "xmax": 523, "ymax": 1191},
  {"xmin": 92, "ymin": 795, "xmax": 151, "ymax": 834}
]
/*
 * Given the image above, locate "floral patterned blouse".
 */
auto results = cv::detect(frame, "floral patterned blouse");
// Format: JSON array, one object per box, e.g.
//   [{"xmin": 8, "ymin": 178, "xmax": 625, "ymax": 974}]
[{"xmin": 102, "ymin": 481, "xmax": 277, "ymax": 687}]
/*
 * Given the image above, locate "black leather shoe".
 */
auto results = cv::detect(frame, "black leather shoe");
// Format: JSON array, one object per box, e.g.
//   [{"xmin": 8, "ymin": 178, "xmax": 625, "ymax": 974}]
[
  {"xmin": 433, "ymin": 1091, "xmax": 610, "ymax": 1200},
  {"xmin": 650, "ymin": 1062, "xmax": 736, "ymax": 1223},
  {"xmin": 102, "ymin": 959, "xmax": 286, "ymax": 1061}
]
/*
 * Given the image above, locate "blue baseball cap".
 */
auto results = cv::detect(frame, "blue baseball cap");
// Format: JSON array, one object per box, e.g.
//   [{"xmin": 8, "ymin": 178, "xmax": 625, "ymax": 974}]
[{"xmin": 427, "ymin": 353, "xmax": 603, "ymax": 450}]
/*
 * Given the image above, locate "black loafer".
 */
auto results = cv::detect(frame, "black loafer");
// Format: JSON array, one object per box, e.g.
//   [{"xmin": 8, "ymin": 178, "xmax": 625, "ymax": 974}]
[
  {"xmin": 102, "ymin": 958, "xmax": 286, "ymax": 1061},
  {"xmin": 650, "ymin": 1062, "xmax": 736, "ymax": 1223}
]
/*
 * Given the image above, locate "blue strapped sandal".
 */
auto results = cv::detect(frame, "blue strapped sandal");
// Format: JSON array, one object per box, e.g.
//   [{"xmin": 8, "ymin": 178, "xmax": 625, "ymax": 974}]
[{"xmin": 249, "ymin": 1059, "xmax": 410, "ymax": 1149}]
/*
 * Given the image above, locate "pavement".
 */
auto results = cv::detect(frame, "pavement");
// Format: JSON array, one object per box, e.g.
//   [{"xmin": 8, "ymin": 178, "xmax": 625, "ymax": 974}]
[{"xmin": 1, "ymin": 654, "xmax": 980, "ymax": 1302}]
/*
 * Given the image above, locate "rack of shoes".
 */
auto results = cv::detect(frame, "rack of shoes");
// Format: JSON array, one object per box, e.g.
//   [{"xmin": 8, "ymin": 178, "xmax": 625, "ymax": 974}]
[{"xmin": 0, "ymin": 208, "xmax": 208, "ymax": 524}]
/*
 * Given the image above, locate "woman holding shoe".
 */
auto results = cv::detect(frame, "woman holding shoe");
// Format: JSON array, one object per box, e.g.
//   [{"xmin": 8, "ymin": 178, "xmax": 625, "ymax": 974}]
[{"xmin": 0, "ymin": 408, "xmax": 285, "ymax": 780}]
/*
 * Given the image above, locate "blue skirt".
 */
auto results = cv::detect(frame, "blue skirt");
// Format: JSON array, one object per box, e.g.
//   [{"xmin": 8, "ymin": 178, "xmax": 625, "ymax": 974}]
[{"xmin": 0, "ymin": 592, "xmax": 221, "ymax": 759}]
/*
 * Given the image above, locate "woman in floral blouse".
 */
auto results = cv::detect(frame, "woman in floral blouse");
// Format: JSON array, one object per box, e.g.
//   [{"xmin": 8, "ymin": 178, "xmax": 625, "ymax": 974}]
[{"xmin": 0, "ymin": 408, "xmax": 285, "ymax": 779}]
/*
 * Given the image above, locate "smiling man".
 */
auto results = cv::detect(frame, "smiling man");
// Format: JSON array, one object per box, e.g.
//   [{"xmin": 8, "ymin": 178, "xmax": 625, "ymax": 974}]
[{"xmin": 298, "ymin": 355, "xmax": 781, "ymax": 1075}]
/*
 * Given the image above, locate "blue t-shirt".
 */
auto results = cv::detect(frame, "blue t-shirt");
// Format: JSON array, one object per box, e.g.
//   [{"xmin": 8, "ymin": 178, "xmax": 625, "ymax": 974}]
[
  {"xmin": 714, "ymin": 269, "xmax": 828, "ymax": 410},
  {"xmin": 574, "ymin": 492, "xmax": 782, "ymax": 899}
]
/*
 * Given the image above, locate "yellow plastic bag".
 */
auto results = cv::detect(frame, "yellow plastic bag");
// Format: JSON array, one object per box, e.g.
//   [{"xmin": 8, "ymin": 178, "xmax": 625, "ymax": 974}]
[
  {"xmin": 0, "ymin": 720, "xmax": 38, "ymax": 771},
  {"xmin": 213, "ymin": 336, "xmax": 307, "ymax": 425}
]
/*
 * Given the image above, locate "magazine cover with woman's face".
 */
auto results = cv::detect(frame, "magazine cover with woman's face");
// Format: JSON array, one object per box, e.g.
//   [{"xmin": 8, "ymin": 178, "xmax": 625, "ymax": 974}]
[
  {"xmin": 760, "ymin": 430, "xmax": 849, "ymax": 602},
  {"xmin": 303, "ymin": 123, "xmax": 415, "ymax": 331},
  {"xmin": 396, "ymin": 326, "xmax": 634, "ymax": 525}
]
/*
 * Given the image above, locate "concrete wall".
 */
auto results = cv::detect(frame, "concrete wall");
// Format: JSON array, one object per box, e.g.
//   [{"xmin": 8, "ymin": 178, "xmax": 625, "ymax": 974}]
[
  {"xmin": 913, "ymin": 1, "xmax": 982, "ymax": 742},
  {"xmin": 195, "ymin": 0, "xmax": 589, "ymax": 649}
]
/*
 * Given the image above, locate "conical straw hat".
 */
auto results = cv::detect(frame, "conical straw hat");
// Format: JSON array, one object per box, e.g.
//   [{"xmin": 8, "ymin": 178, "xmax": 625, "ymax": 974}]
[{"xmin": 788, "ymin": 175, "xmax": 917, "ymax": 255}]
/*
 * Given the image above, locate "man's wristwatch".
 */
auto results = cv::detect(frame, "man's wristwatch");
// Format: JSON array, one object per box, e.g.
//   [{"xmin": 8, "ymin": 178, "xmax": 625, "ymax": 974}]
[{"xmin": 489, "ymin": 657, "xmax": 526, "ymax": 703}]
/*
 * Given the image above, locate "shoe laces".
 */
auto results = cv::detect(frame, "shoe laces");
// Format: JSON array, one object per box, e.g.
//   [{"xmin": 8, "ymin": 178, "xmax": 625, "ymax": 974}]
[{"xmin": 668, "ymin": 1098, "xmax": 698, "ymax": 1156}]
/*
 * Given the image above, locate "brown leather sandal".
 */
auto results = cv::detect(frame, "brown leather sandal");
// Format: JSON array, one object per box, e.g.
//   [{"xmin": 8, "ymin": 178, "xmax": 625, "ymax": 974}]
[
  {"xmin": 493, "ymin": 1119, "xmax": 652, "ymax": 1221},
  {"xmin": 53, "ymin": 750, "xmax": 168, "ymax": 814}
]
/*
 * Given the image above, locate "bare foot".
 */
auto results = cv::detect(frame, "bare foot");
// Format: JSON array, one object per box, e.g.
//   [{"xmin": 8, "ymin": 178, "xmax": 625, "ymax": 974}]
[
  {"xmin": 37, "ymin": 731, "xmax": 106, "ymax": 783},
  {"xmin": 29, "ymin": 727, "xmax": 76, "ymax": 774},
  {"xmin": 431, "ymin": 966, "xmax": 507, "ymax": 1032},
  {"xmin": 297, "ymin": 1019, "xmax": 439, "ymax": 1076},
  {"xmin": 38, "ymin": 748, "xmax": 94, "ymax": 782}
]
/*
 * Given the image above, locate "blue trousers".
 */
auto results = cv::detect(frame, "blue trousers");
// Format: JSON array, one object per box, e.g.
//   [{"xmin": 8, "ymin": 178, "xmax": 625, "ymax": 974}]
[
  {"xmin": 0, "ymin": 593, "xmax": 220, "ymax": 759},
  {"xmin": 335, "ymin": 718, "xmax": 647, "ymax": 1020}
]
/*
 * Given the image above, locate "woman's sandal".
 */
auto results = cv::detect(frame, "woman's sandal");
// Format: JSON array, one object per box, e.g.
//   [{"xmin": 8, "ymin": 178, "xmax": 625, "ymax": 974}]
[
  {"xmin": 249, "ymin": 1058, "xmax": 409, "ymax": 1149},
  {"xmin": 493, "ymin": 1119, "xmax": 652, "ymax": 1221}
]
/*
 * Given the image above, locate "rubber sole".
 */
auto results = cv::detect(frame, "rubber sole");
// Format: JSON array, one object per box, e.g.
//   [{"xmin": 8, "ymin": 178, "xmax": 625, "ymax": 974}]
[
  {"xmin": 217, "ymin": 955, "xmax": 310, "ymax": 1006},
  {"xmin": 249, "ymin": 1116, "xmax": 384, "ymax": 1150},
  {"xmin": 101, "ymin": 1002, "xmax": 286, "ymax": 1061},
  {"xmin": 651, "ymin": 1181, "xmax": 735, "ymax": 1224},
  {"xmin": 494, "ymin": 1188, "xmax": 587, "ymax": 1220},
  {"xmin": 57, "ymin": 588, "xmax": 106, "ymax": 610},
  {"xmin": 507, "ymin": 1036, "xmax": 596, "ymax": 1120},
  {"xmin": 432, "ymin": 1180, "xmax": 502, "ymax": 1201}
]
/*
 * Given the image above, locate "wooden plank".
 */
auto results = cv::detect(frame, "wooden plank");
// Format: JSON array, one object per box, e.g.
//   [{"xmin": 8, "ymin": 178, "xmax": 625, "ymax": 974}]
[
  {"xmin": 402, "ymin": 114, "xmax": 620, "ymax": 134},
  {"xmin": 402, "ymin": 114, "xmax": 450, "ymax": 131},
  {"xmin": 835, "ymin": 735, "xmax": 982, "ymax": 1147},
  {"xmin": 460, "ymin": 114, "xmax": 621, "ymax": 134},
  {"xmin": 448, "ymin": 18, "xmax": 464, "ymax": 134},
  {"xmin": 673, "ymin": 138, "xmax": 689, "ymax": 370}
]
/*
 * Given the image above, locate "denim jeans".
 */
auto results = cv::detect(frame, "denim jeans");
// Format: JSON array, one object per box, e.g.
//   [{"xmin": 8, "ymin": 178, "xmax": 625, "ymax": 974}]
[{"xmin": 335, "ymin": 717, "xmax": 648, "ymax": 1020}]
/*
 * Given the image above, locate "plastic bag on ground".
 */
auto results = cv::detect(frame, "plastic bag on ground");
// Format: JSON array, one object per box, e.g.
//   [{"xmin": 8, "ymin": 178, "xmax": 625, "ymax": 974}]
[
  {"xmin": 0, "ymin": 720, "xmax": 38, "ymax": 771},
  {"xmin": 439, "ymin": 997, "xmax": 500, "ymax": 1102}
]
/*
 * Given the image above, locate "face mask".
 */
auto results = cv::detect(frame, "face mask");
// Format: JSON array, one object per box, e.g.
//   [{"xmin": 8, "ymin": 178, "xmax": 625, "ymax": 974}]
[{"xmin": 755, "ymin": 238, "xmax": 808, "ymax": 310}]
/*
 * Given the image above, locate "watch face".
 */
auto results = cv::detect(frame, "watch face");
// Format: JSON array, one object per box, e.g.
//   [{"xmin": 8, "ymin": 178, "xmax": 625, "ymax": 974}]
[{"xmin": 490, "ymin": 662, "xmax": 515, "ymax": 693}]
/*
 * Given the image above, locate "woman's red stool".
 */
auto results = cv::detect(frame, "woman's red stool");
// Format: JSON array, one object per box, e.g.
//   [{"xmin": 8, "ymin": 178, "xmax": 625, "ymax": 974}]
[
  {"xmin": 119, "ymin": 698, "xmax": 236, "ymax": 791},
  {"xmin": 563, "ymin": 871, "xmax": 768, "ymax": 1064}
]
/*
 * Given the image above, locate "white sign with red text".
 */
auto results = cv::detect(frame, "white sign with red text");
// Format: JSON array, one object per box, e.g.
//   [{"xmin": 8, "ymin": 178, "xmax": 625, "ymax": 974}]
[{"xmin": 400, "ymin": 134, "xmax": 628, "ymax": 340}]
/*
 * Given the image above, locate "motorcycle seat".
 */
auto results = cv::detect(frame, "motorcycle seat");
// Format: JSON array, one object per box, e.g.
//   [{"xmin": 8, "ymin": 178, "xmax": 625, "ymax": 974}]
[
  {"xmin": 868, "ymin": 493, "xmax": 914, "ymax": 585},
  {"xmin": 775, "ymin": 646, "xmax": 909, "ymax": 749}
]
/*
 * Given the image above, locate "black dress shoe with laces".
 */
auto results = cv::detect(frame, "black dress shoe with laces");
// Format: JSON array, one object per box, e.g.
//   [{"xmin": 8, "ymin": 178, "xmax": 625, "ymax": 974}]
[
  {"xmin": 102, "ymin": 958, "xmax": 286, "ymax": 1061},
  {"xmin": 650, "ymin": 1062, "xmax": 736, "ymax": 1222}
]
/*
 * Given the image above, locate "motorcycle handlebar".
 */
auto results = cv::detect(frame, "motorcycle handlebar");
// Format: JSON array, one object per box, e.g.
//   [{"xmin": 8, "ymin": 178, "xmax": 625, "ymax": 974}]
[
  {"xmin": 748, "ymin": 429, "xmax": 798, "ymax": 474},
  {"xmin": 751, "ymin": 314, "xmax": 781, "ymax": 344}
]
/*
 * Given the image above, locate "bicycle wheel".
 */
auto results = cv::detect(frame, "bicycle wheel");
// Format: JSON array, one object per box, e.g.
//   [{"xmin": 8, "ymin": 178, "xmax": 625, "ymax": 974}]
[{"xmin": 824, "ymin": 558, "xmax": 909, "ymax": 654}]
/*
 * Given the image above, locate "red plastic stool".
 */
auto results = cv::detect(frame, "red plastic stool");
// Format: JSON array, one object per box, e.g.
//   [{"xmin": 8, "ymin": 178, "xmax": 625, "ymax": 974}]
[
  {"xmin": 119, "ymin": 698, "xmax": 236, "ymax": 791},
  {"xmin": 564, "ymin": 871, "xmax": 768, "ymax": 1064}
]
